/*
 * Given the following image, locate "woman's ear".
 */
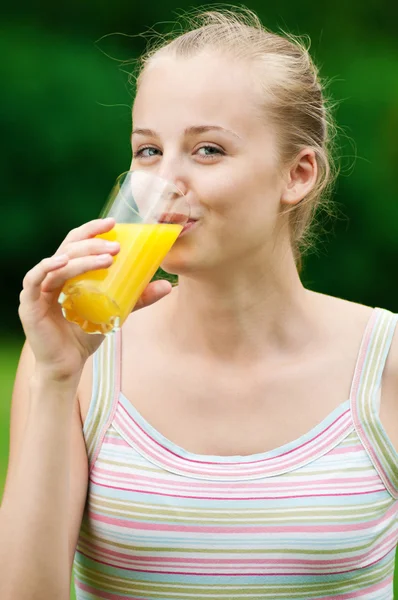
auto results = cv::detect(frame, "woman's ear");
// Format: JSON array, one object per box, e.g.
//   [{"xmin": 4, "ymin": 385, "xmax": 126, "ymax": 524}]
[{"xmin": 280, "ymin": 148, "xmax": 318, "ymax": 206}]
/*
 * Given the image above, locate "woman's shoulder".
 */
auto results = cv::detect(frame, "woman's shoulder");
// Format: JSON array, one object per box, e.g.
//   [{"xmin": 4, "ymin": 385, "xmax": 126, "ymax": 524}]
[
  {"xmin": 331, "ymin": 294, "xmax": 398, "ymax": 397},
  {"xmin": 307, "ymin": 290, "xmax": 376, "ymax": 329},
  {"xmin": 311, "ymin": 293, "xmax": 398, "ymax": 448},
  {"xmin": 309, "ymin": 290, "xmax": 397, "ymax": 324}
]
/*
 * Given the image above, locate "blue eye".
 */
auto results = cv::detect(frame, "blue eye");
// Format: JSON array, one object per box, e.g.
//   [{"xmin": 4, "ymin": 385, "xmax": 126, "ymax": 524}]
[
  {"xmin": 134, "ymin": 146, "xmax": 161, "ymax": 158},
  {"xmin": 196, "ymin": 145, "xmax": 224, "ymax": 157}
]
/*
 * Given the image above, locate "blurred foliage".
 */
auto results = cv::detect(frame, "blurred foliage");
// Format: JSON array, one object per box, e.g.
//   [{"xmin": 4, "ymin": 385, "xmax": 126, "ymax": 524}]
[{"xmin": 1, "ymin": 0, "xmax": 398, "ymax": 335}]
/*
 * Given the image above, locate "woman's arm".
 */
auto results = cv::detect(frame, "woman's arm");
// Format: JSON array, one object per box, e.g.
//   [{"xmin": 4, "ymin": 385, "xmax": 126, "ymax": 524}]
[{"xmin": 0, "ymin": 342, "xmax": 89, "ymax": 600}]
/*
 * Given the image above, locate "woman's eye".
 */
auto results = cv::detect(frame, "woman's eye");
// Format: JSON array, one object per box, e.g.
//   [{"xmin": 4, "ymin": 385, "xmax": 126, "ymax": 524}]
[
  {"xmin": 134, "ymin": 146, "xmax": 161, "ymax": 158},
  {"xmin": 133, "ymin": 145, "xmax": 224, "ymax": 160},
  {"xmin": 196, "ymin": 145, "xmax": 224, "ymax": 158}
]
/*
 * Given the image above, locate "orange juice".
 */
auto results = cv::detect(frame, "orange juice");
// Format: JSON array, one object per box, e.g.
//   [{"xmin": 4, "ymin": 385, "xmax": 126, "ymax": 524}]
[{"xmin": 59, "ymin": 222, "xmax": 182, "ymax": 334}]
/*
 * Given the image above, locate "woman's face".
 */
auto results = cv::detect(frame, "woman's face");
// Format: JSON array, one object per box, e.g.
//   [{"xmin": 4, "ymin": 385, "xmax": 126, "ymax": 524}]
[{"xmin": 131, "ymin": 52, "xmax": 288, "ymax": 275}]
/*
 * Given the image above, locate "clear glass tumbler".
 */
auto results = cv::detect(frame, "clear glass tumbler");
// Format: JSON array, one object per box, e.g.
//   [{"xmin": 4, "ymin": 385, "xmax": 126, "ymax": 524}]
[{"xmin": 58, "ymin": 170, "xmax": 190, "ymax": 334}]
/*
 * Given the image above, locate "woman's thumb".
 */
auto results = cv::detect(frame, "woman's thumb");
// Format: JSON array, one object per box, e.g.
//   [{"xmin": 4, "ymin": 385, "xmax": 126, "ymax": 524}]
[{"xmin": 133, "ymin": 279, "xmax": 173, "ymax": 311}]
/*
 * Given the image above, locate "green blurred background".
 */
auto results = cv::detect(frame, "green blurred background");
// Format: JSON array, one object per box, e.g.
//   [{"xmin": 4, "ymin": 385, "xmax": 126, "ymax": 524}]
[{"xmin": 1, "ymin": 1, "xmax": 397, "ymax": 598}]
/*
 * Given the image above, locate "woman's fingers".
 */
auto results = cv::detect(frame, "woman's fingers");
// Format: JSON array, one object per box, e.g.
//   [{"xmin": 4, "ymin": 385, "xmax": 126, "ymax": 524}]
[
  {"xmin": 62, "ymin": 237, "xmax": 120, "ymax": 260},
  {"xmin": 20, "ymin": 255, "xmax": 70, "ymax": 304},
  {"xmin": 26, "ymin": 218, "xmax": 119, "ymax": 296},
  {"xmin": 41, "ymin": 254, "xmax": 114, "ymax": 293},
  {"xmin": 134, "ymin": 280, "xmax": 173, "ymax": 311},
  {"xmin": 20, "ymin": 220, "xmax": 119, "ymax": 304},
  {"xmin": 20, "ymin": 217, "xmax": 172, "ymax": 319},
  {"xmin": 57, "ymin": 217, "xmax": 115, "ymax": 252}
]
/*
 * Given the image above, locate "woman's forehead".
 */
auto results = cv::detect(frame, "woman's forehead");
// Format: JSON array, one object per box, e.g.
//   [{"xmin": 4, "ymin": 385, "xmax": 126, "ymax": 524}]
[
  {"xmin": 142, "ymin": 51, "xmax": 248, "ymax": 81},
  {"xmin": 133, "ymin": 54, "xmax": 265, "ymax": 134}
]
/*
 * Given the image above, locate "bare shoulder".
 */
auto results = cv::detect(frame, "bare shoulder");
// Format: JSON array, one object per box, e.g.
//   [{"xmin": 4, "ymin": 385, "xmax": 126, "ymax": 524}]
[
  {"xmin": 311, "ymin": 293, "xmax": 398, "ymax": 447},
  {"xmin": 312, "ymin": 290, "xmax": 398, "ymax": 364},
  {"xmin": 328, "ymin": 294, "xmax": 398, "ymax": 375},
  {"xmin": 324, "ymin": 293, "xmax": 398, "ymax": 449},
  {"xmin": 308, "ymin": 290, "xmax": 376, "ymax": 337}
]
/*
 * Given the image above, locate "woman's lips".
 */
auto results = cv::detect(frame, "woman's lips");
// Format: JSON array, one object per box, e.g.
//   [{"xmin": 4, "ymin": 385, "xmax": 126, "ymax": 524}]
[
  {"xmin": 156, "ymin": 213, "xmax": 200, "ymax": 235},
  {"xmin": 178, "ymin": 219, "xmax": 199, "ymax": 236},
  {"xmin": 158, "ymin": 212, "xmax": 188, "ymax": 225}
]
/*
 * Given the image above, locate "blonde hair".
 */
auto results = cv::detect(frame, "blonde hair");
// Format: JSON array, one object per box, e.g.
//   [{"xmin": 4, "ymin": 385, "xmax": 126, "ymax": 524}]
[{"xmin": 132, "ymin": 6, "xmax": 340, "ymax": 273}]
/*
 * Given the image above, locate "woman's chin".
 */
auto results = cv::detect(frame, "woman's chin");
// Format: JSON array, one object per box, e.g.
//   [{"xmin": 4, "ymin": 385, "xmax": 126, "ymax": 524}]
[
  {"xmin": 160, "ymin": 258, "xmax": 191, "ymax": 276},
  {"xmin": 160, "ymin": 247, "xmax": 198, "ymax": 276}
]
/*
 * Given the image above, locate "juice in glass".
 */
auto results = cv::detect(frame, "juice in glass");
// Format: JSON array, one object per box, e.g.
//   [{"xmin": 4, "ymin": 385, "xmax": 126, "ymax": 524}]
[{"xmin": 59, "ymin": 222, "xmax": 182, "ymax": 334}]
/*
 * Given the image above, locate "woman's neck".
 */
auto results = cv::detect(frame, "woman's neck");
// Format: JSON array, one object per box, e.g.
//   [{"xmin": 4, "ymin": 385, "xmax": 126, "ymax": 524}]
[{"xmin": 163, "ymin": 251, "xmax": 322, "ymax": 365}]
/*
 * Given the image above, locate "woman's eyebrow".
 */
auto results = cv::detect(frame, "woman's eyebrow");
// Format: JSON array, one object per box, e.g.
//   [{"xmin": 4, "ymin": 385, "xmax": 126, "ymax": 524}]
[
  {"xmin": 131, "ymin": 125, "xmax": 242, "ymax": 140},
  {"xmin": 185, "ymin": 125, "xmax": 242, "ymax": 140}
]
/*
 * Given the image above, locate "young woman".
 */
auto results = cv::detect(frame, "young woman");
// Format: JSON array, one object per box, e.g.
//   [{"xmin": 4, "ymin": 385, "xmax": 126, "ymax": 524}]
[{"xmin": 2, "ymin": 8, "xmax": 398, "ymax": 600}]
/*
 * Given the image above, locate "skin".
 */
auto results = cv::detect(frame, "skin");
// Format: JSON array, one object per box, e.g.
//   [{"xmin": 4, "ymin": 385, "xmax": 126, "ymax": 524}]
[{"xmin": 130, "ymin": 51, "xmax": 323, "ymax": 364}]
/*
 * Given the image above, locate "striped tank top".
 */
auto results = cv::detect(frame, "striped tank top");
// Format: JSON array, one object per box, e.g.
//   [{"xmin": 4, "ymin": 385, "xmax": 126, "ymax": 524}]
[{"xmin": 73, "ymin": 306, "xmax": 398, "ymax": 599}]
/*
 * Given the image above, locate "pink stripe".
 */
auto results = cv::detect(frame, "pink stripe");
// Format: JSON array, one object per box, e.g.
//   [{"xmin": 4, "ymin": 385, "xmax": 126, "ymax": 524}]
[
  {"xmin": 93, "ymin": 475, "xmax": 383, "ymax": 498},
  {"xmin": 114, "ymin": 406, "xmax": 351, "ymax": 478},
  {"xmin": 332, "ymin": 444, "xmax": 363, "ymax": 454},
  {"xmin": 79, "ymin": 543, "xmax": 395, "ymax": 569},
  {"xmin": 349, "ymin": 309, "xmax": 377, "ymax": 401},
  {"xmin": 83, "ymin": 549, "xmax": 355, "ymax": 568},
  {"xmin": 117, "ymin": 399, "xmax": 350, "ymax": 467},
  {"xmin": 105, "ymin": 432, "xmax": 364, "ymax": 456},
  {"xmin": 105, "ymin": 435, "xmax": 362, "ymax": 455},
  {"xmin": 75, "ymin": 579, "xmax": 133, "ymax": 599},
  {"xmin": 320, "ymin": 577, "xmax": 392, "ymax": 599},
  {"xmin": 90, "ymin": 476, "xmax": 385, "ymax": 500},
  {"xmin": 76, "ymin": 548, "xmax": 395, "ymax": 578},
  {"xmin": 90, "ymin": 331, "xmax": 122, "ymax": 474},
  {"xmin": 88, "ymin": 509, "xmax": 392, "ymax": 534},
  {"xmin": 106, "ymin": 437, "xmax": 129, "ymax": 446},
  {"xmin": 86, "ymin": 545, "xmax": 356, "ymax": 566},
  {"xmin": 93, "ymin": 465, "xmax": 382, "ymax": 491}
]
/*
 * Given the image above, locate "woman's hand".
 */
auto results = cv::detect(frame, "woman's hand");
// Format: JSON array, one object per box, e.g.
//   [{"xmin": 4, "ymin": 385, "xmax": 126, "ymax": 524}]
[{"xmin": 18, "ymin": 217, "xmax": 172, "ymax": 384}]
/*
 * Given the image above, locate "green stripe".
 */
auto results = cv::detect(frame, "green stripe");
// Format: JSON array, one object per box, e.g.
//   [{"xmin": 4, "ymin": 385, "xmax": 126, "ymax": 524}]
[
  {"xmin": 73, "ymin": 552, "xmax": 393, "ymax": 598},
  {"xmin": 88, "ymin": 496, "xmax": 389, "ymax": 522}
]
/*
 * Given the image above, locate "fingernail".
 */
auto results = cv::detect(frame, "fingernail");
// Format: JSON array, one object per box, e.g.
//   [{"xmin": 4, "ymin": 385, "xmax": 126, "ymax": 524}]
[
  {"xmin": 104, "ymin": 241, "xmax": 119, "ymax": 250},
  {"xmin": 97, "ymin": 254, "xmax": 112, "ymax": 263},
  {"xmin": 157, "ymin": 280, "xmax": 172, "ymax": 292},
  {"xmin": 53, "ymin": 254, "xmax": 68, "ymax": 264}
]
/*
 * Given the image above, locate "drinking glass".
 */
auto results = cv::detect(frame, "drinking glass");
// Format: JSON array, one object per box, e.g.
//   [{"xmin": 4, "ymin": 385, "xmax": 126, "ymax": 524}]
[{"xmin": 59, "ymin": 170, "xmax": 189, "ymax": 334}]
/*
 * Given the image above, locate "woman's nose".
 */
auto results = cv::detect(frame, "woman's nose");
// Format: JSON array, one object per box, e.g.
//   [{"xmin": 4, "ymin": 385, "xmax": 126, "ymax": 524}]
[
  {"xmin": 173, "ymin": 178, "xmax": 188, "ymax": 196},
  {"xmin": 158, "ymin": 171, "xmax": 188, "ymax": 196}
]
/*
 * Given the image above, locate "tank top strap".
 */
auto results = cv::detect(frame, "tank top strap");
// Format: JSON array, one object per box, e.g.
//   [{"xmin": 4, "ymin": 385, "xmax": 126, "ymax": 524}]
[
  {"xmin": 83, "ymin": 330, "xmax": 121, "ymax": 472},
  {"xmin": 350, "ymin": 306, "xmax": 398, "ymax": 497}
]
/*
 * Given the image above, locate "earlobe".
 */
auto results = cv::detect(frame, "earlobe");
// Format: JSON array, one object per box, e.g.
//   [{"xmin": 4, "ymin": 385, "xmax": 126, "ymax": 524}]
[{"xmin": 280, "ymin": 186, "xmax": 302, "ymax": 206}]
